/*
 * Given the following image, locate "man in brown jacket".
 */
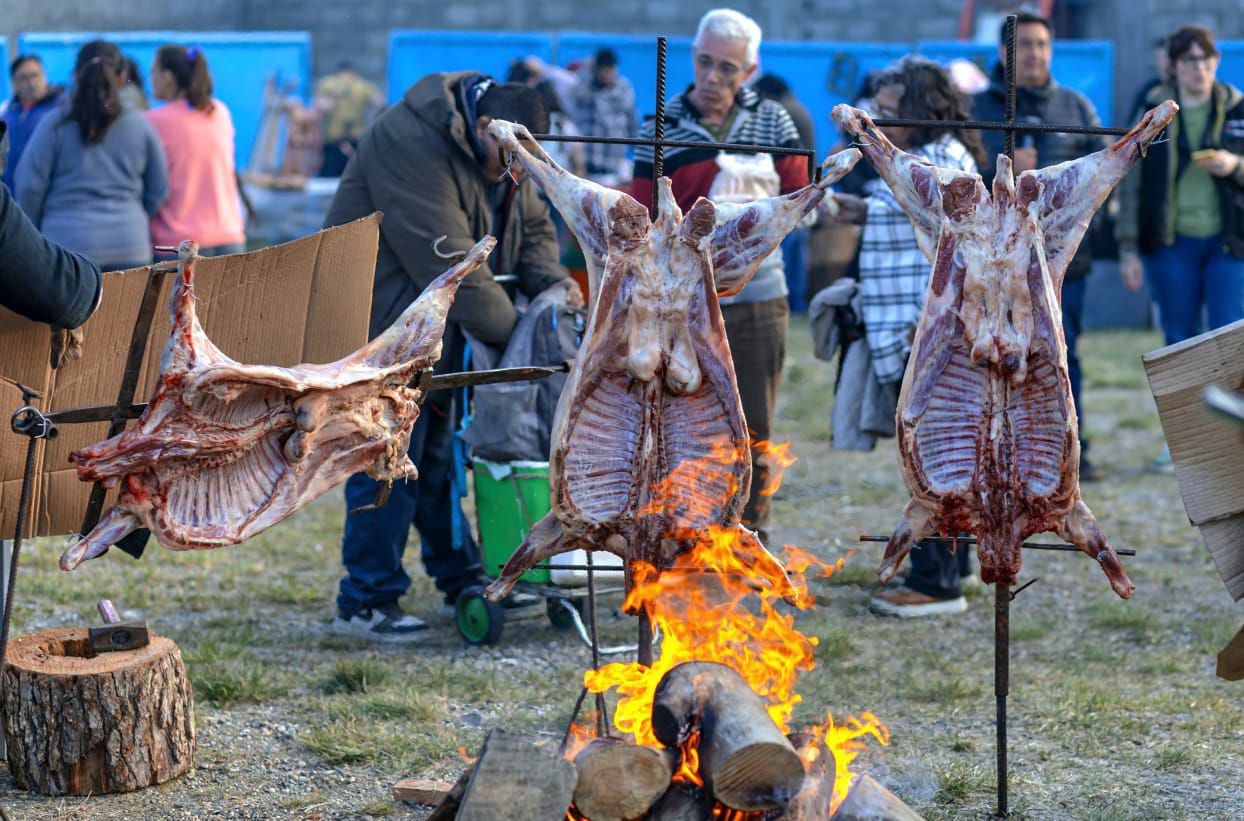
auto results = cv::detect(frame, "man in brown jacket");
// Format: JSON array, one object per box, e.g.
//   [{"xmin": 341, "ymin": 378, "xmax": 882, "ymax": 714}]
[{"xmin": 325, "ymin": 72, "xmax": 574, "ymax": 641}]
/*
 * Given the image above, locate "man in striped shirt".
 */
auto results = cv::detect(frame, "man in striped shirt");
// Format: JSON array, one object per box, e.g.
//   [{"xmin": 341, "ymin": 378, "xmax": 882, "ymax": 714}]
[{"xmin": 628, "ymin": 8, "xmax": 807, "ymax": 543}]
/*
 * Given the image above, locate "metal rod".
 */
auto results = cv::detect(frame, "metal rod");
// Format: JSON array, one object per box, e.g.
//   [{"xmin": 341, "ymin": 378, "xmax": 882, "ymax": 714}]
[
  {"xmin": 653, "ymin": 36, "xmax": 667, "ymax": 218},
  {"xmin": 638, "ymin": 610, "xmax": 654, "ymax": 667},
  {"xmin": 47, "ymin": 363, "xmax": 572, "ymax": 426},
  {"xmin": 855, "ymin": 535, "xmax": 1136, "ymax": 557},
  {"xmin": 1004, "ymin": 13, "xmax": 1017, "ymax": 161},
  {"xmin": 995, "ymin": 582, "xmax": 1010, "ymax": 819},
  {"xmin": 587, "ymin": 551, "xmax": 609, "ymax": 738},
  {"xmin": 870, "ymin": 118, "xmax": 1129, "ymax": 137},
  {"xmin": 529, "ymin": 132, "xmax": 817, "ymax": 157}
]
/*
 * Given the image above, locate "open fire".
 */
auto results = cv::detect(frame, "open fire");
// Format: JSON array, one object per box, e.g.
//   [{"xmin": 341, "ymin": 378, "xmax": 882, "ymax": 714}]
[{"xmin": 569, "ymin": 439, "xmax": 889, "ymax": 818}]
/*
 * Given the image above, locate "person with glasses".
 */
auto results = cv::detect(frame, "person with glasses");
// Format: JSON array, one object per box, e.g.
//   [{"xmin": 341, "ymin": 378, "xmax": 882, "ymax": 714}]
[
  {"xmin": 1117, "ymin": 24, "xmax": 1244, "ymax": 342},
  {"xmin": 628, "ymin": 8, "xmax": 807, "ymax": 548},
  {"xmin": 969, "ymin": 10, "xmax": 1109, "ymax": 482}
]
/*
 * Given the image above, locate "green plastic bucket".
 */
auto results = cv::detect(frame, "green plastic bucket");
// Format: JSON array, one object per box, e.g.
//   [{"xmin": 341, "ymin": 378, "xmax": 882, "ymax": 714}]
[{"xmin": 472, "ymin": 458, "xmax": 553, "ymax": 583}]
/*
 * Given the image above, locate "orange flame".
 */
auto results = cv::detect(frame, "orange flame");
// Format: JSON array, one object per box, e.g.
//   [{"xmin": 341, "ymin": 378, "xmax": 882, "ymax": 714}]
[
  {"xmin": 580, "ymin": 437, "xmax": 886, "ymax": 802},
  {"xmin": 813, "ymin": 711, "xmax": 890, "ymax": 813},
  {"xmin": 752, "ymin": 438, "xmax": 798, "ymax": 496},
  {"xmin": 674, "ymin": 732, "xmax": 704, "ymax": 786},
  {"xmin": 560, "ymin": 722, "xmax": 596, "ymax": 761}
]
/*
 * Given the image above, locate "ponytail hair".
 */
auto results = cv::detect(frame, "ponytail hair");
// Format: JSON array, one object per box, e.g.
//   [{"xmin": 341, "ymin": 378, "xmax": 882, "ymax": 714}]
[
  {"xmin": 156, "ymin": 44, "xmax": 215, "ymax": 112},
  {"xmin": 69, "ymin": 40, "xmax": 124, "ymax": 144}
]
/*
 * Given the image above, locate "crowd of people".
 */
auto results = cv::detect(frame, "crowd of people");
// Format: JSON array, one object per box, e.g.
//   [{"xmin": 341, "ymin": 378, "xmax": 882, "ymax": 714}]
[{"xmin": 3, "ymin": 9, "xmax": 1243, "ymax": 639}]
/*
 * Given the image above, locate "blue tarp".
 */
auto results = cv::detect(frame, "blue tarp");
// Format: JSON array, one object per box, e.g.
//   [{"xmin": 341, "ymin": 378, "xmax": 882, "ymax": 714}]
[
  {"xmin": 917, "ymin": 40, "xmax": 1114, "ymax": 126},
  {"xmin": 0, "ymin": 41, "xmax": 9, "ymax": 103},
  {"xmin": 387, "ymin": 30, "xmax": 554, "ymax": 103},
  {"xmin": 1218, "ymin": 42, "xmax": 1244, "ymax": 100},
  {"xmin": 17, "ymin": 32, "xmax": 310, "ymax": 169}
]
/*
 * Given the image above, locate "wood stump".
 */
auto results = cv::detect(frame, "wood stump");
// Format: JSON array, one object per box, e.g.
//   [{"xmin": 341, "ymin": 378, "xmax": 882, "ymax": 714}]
[
  {"xmin": 1, "ymin": 626, "xmax": 195, "ymax": 795},
  {"xmin": 573, "ymin": 737, "xmax": 674, "ymax": 821},
  {"xmin": 833, "ymin": 774, "xmax": 923, "ymax": 821}
]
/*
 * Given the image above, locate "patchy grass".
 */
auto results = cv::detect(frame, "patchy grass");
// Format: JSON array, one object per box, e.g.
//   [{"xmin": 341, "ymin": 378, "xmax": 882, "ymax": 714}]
[{"xmin": 5, "ymin": 321, "xmax": 1242, "ymax": 819}]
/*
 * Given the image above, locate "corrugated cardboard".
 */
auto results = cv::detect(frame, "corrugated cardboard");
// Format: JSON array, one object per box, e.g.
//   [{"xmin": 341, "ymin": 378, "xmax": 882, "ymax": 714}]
[
  {"xmin": 0, "ymin": 213, "xmax": 381, "ymax": 539},
  {"xmin": 1142, "ymin": 317, "xmax": 1244, "ymax": 601}
]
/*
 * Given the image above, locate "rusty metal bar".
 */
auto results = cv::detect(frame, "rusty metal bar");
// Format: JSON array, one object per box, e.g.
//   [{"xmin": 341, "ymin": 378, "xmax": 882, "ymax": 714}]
[
  {"xmin": 856, "ymin": 535, "xmax": 1136, "ymax": 557},
  {"xmin": 529, "ymin": 132, "xmax": 817, "ymax": 158}
]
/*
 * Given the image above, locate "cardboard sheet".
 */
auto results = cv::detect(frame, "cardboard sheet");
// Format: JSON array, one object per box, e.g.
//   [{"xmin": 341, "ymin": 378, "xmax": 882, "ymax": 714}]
[
  {"xmin": 0, "ymin": 213, "xmax": 381, "ymax": 539},
  {"xmin": 1143, "ymin": 317, "xmax": 1244, "ymax": 601}
]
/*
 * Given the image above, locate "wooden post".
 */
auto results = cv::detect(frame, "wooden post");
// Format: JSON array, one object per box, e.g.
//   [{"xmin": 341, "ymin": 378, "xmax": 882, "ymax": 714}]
[
  {"xmin": 1, "ymin": 626, "xmax": 195, "ymax": 795},
  {"xmin": 572, "ymin": 737, "xmax": 674, "ymax": 821},
  {"xmin": 651, "ymin": 661, "xmax": 805, "ymax": 811}
]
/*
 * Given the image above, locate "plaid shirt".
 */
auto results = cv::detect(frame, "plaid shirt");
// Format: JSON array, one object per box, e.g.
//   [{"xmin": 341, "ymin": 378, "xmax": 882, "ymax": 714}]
[
  {"xmin": 859, "ymin": 135, "xmax": 977, "ymax": 383},
  {"xmin": 570, "ymin": 67, "xmax": 638, "ymax": 181}
]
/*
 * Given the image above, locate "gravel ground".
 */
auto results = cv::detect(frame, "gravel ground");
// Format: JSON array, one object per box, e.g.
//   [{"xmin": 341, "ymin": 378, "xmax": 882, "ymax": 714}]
[{"xmin": 0, "ymin": 321, "xmax": 1239, "ymax": 820}]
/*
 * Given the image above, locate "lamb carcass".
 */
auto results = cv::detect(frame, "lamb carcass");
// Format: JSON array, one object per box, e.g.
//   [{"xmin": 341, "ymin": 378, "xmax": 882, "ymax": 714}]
[
  {"xmin": 484, "ymin": 119, "xmax": 860, "ymax": 601},
  {"xmin": 60, "ymin": 236, "xmax": 495, "ymax": 570},
  {"xmin": 833, "ymin": 101, "xmax": 1178, "ymax": 598}
]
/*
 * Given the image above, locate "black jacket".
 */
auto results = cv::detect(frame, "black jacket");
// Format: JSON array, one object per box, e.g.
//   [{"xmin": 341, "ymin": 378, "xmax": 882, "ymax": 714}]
[
  {"xmin": 972, "ymin": 68, "xmax": 1108, "ymax": 279},
  {"xmin": 0, "ymin": 125, "xmax": 101, "ymax": 329},
  {"xmin": 323, "ymin": 72, "xmax": 567, "ymax": 362},
  {"xmin": 1115, "ymin": 81, "xmax": 1244, "ymax": 258}
]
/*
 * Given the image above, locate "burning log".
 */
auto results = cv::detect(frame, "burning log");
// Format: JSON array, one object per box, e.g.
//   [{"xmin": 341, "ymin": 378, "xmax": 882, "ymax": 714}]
[
  {"xmin": 651, "ymin": 662, "xmax": 805, "ymax": 811},
  {"xmin": 644, "ymin": 781, "xmax": 715, "ymax": 820},
  {"xmin": 573, "ymin": 737, "xmax": 676, "ymax": 821},
  {"xmin": 774, "ymin": 732, "xmax": 835, "ymax": 820},
  {"xmin": 832, "ymin": 774, "xmax": 923, "ymax": 821}
]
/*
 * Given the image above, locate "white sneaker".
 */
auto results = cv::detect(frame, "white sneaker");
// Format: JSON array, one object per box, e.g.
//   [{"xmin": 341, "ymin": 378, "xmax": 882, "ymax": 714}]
[
  {"xmin": 332, "ymin": 602, "xmax": 430, "ymax": 643},
  {"xmin": 869, "ymin": 586, "xmax": 968, "ymax": 618}
]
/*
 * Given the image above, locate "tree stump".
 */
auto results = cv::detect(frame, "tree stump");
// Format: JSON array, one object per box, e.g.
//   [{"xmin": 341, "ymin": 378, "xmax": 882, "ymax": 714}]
[
  {"xmin": 1, "ymin": 626, "xmax": 195, "ymax": 795},
  {"xmin": 573, "ymin": 737, "xmax": 674, "ymax": 821}
]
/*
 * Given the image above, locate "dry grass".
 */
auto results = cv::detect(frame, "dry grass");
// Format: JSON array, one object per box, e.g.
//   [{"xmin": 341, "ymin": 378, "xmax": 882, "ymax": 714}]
[{"xmin": 2, "ymin": 321, "xmax": 1241, "ymax": 819}]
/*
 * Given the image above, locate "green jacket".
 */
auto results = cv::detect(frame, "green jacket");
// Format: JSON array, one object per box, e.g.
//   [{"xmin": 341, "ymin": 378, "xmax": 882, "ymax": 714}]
[
  {"xmin": 324, "ymin": 72, "xmax": 567, "ymax": 363},
  {"xmin": 1116, "ymin": 81, "xmax": 1244, "ymax": 257}
]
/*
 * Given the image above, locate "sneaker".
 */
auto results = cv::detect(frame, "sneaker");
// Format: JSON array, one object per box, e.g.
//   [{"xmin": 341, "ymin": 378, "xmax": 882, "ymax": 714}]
[
  {"xmin": 868, "ymin": 586, "xmax": 967, "ymax": 618},
  {"xmin": 1079, "ymin": 455, "xmax": 1103, "ymax": 482},
  {"xmin": 960, "ymin": 572, "xmax": 983, "ymax": 591},
  {"xmin": 332, "ymin": 601, "xmax": 430, "ymax": 643}
]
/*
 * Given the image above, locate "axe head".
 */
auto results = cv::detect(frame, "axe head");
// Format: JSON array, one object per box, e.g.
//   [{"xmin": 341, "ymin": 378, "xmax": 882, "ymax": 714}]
[{"xmin": 88, "ymin": 620, "xmax": 150, "ymax": 654}]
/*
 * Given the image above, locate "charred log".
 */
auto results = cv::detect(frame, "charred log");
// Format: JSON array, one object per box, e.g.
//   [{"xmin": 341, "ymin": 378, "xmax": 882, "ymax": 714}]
[
  {"xmin": 651, "ymin": 662, "xmax": 805, "ymax": 811},
  {"xmin": 573, "ymin": 737, "xmax": 675, "ymax": 821},
  {"xmin": 774, "ymin": 732, "xmax": 835, "ymax": 820},
  {"xmin": 833, "ymin": 774, "xmax": 923, "ymax": 820},
  {"xmin": 645, "ymin": 781, "xmax": 716, "ymax": 820}
]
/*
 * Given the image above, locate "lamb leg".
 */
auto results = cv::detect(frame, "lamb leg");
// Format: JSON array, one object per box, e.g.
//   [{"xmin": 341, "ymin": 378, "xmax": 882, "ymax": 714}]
[
  {"xmin": 486, "ymin": 512, "xmax": 568, "ymax": 600},
  {"xmin": 61, "ymin": 506, "xmax": 142, "ymax": 571},
  {"xmin": 878, "ymin": 498, "xmax": 937, "ymax": 583},
  {"xmin": 1058, "ymin": 499, "xmax": 1135, "ymax": 599}
]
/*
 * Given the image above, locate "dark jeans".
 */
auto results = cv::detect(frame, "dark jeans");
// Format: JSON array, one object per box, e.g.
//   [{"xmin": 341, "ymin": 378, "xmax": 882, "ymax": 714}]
[
  {"xmin": 905, "ymin": 535, "xmax": 973, "ymax": 599},
  {"xmin": 782, "ymin": 227, "xmax": 809, "ymax": 313},
  {"xmin": 721, "ymin": 297, "xmax": 789, "ymax": 530},
  {"xmin": 1061, "ymin": 274, "xmax": 1086, "ymax": 442},
  {"xmin": 1146, "ymin": 234, "xmax": 1244, "ymax": 345},
  {"xmin": 319, "ymin": 141, "xmax": 357, "ymax": 178},
  {"xmin": 337, "ymin": 394, "xmax": 481, "ymax": 614}
]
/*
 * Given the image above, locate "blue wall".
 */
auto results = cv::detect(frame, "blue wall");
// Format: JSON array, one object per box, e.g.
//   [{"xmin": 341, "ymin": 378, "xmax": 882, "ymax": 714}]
[
  {"xmin": 17, "ymin": 32, "xmax": 310, "ymax": 169},
  {"xmin": 0, "ymin": 41, "xmax": 9, "ymax": 103},
  {"xmin": 387, "ymin": 30, "xmax": 554, "ymax": 104}
]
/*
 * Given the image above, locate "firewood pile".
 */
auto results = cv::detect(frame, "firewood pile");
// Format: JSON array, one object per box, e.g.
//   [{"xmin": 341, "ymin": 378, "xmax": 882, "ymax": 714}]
[{"xmin": 420, "ymin": 661, "xmax": 920, "ymax": 821}]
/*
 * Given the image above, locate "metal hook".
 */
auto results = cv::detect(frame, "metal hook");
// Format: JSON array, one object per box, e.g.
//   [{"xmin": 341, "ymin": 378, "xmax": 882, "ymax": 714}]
[
  {"xmin": 431, "ymin": 235, "xmax": 467, "ymax": 263},
  {"xmin": 1009, "ymin": 577, "xmax": 1039, "ymax": 600}
]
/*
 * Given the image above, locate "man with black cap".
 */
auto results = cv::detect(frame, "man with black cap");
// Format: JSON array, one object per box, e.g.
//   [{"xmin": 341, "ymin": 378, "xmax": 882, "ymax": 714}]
[{"xmin": 323, "ymin": 72, "xmax": 577, "ymax": 641}]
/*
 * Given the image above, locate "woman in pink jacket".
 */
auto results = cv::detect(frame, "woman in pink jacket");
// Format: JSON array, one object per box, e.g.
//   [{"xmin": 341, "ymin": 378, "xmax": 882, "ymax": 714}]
[{"xmin": 147, "ymin": 45, "xmax": 246, "ymax": 256}]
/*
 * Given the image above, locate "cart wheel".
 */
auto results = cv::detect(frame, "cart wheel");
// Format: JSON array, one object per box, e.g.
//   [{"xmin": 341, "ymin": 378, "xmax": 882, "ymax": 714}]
[
  {"xmin": 456, "ymin": 587, "xmax": 504, "ymax": 645},
  {"xmin": 546, "ymin": 597, "xmax": 586, "ymax": 631}
]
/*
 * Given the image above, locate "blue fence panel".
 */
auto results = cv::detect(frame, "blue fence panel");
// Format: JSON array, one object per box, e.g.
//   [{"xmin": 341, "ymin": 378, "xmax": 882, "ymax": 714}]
[
  {"xmin": 918, "ymin": 39, "xmax": 1114, "ymax": 126},
  {"xmin": 388, "ymin": 30, "xmax": 554, "ymax": 104},
  {"xmin": 18, "ymin": 32, "xmax": 310, "ymax": 169},
  {"xmin": 0, "ymin": 41, "xmax": 9, "ymax": 103},
  {"xmin": 556, "ymin": 34, "xmax": 694, "ymax": 122},
  {"xmin": 760, "ymin": 41, "xmax": 909, "ymax": 158},
  {"xmin": 1219, "ymin": 41, "xmax": 1244, "ymax": 98}
]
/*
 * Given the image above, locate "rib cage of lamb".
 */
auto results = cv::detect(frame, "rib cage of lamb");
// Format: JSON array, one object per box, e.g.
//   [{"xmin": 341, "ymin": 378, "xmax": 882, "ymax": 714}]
[
  {"xmin": 484, "ymin": 119, "xmax": 861, "ymax": 601},
  {"xmin": 833, "ymin": 100, "xmax": 1180, "ymax": 599},
  {"xmin": 60, "ymin": 236, "xmax": 495, "ymax": 571}
]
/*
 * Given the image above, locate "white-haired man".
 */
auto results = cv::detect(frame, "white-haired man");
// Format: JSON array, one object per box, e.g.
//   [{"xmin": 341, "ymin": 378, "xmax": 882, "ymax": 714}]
[{"xmin": 628, "ymin": 8, "xmax": 806, "ymax": 544}]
